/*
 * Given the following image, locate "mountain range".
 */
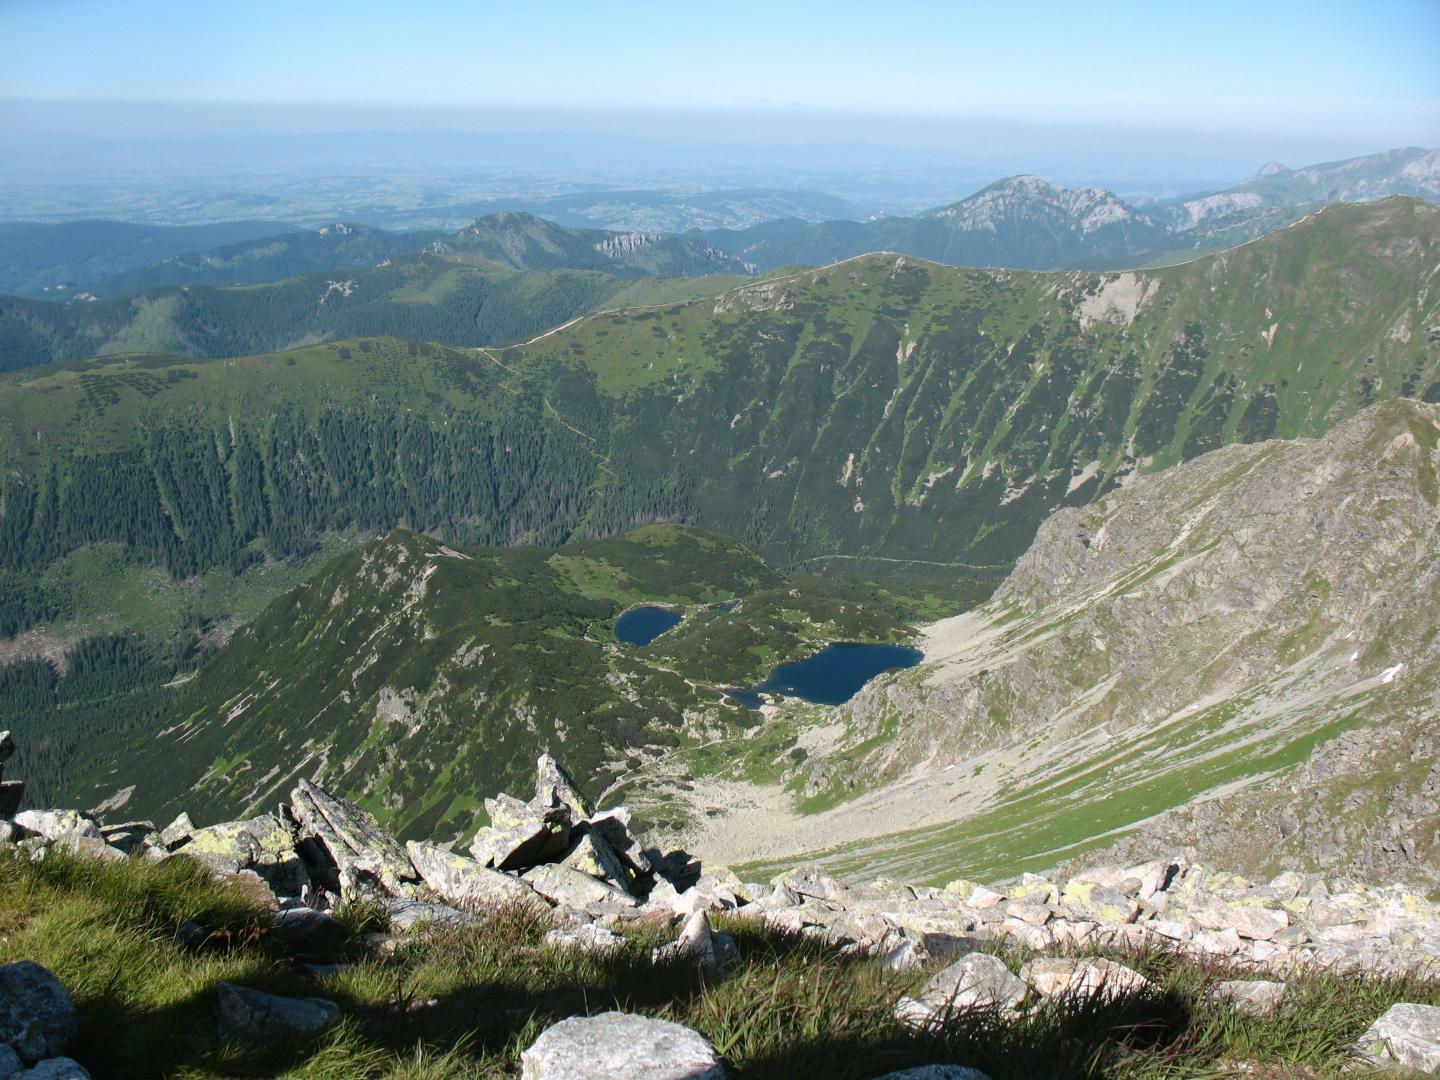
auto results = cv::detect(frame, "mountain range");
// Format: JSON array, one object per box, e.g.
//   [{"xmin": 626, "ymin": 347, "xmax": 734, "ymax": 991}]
[{"xmin": 2, "ymin": 197, "xmax": 1438, "ymax": 887}]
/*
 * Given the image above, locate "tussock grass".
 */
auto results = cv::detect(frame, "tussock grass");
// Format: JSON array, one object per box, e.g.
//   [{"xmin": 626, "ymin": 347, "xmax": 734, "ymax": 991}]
[{"xmin": 1, "ymin": 851, "xmax": 1436, "ymax": 1078}]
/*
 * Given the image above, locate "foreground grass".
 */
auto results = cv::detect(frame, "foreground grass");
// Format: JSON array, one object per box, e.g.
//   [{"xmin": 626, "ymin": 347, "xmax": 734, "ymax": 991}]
[{"xmin": 1, "ymin": 851, "xmax": 1436, "ymax": 1078}]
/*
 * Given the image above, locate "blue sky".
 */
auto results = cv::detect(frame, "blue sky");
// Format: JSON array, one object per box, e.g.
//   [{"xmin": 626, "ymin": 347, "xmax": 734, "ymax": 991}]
[{"xmin": 3, "ymin": 0, "xmax": 1437, "ymax": 142}]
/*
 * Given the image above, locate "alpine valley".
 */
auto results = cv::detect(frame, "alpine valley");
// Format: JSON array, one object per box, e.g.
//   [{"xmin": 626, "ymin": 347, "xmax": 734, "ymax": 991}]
[{"xmin": 0, "ymin": 185, "xmax": 1434, "ymax": 901}]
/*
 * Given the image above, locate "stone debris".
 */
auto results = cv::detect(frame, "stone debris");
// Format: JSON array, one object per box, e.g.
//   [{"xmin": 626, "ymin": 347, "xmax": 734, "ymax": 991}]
[
  {"xmin": 214, "ymin": 983, "xmax": 340, "ymax": 1043},
  {"xmin": 519, "ymin": 1011, "xmax": 726, "ymax": 1080},
  {"xmin": 0, "ymin": 964, "xmax": 77, "ymax": 1066},
  {"xmin": 1352, "ymin": 1002, "xmax": 1440, "ymax": 1073}
]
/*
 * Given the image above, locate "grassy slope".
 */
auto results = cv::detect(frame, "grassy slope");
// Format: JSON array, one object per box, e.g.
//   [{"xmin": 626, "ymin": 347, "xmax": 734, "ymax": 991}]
[{"xmin": 3, "ymin": 849, "xmax": 1435, "ymax": 1079}]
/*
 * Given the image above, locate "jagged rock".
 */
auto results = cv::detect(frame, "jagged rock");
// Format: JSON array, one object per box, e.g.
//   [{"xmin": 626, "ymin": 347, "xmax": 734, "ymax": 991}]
[
  {"xmin": 473, "ymin": 806, "xmax": 571, "ymax": 872},
  {"xmin": 870, "ymin": 1068, "xmax": 991, "ymax": 1080},
  {"xmin": 381, "ymin": 899, "xmax": 481, "ymax": 932},
  {"xmin": 214, "ymin": 983, "xmax": 340, "ymax": 1043},
  {"xmin": 0, "ymin": 963, "xmax": 77, "ymax": 1065},
  {"xmin": 10, "ymin": 1058, "xmax": 91, "ymax": 1079},
  {"xmin": 559, "ymin": 830, "xmax": 633, "ymax": 896},
  {"xmin": 544, "ymin": 924, "xmax": 625, "ymax": 955},
  {"xmin": 1353, "ymin": 1002, "xmax": 1440, "ymax": 1073},
  {"xmin": 289, "ymin": 780, "xmax": 417, "ymax": 897},
  {"xmin": 520, "ymin": 1011, "xmax": 726, "ymax": 1080},
  {"xmin": 652, "ymin": 910, "xmax": 720, "ymax": 970},
  {"xmin": 1212, "ymin": 980, "xmax": 1287, "ymax": 1018},
  {"xmin": 587, "ymin": 810, "xmax": 654, "ymax": 879},
  {"xmin": 11, "ymin": 812, "xmax": 100, "ymax": 844},
  {"xmin": 896, "ymin": 953, "xmax": 1027, "ymax": 1028},
  {"xmin": 535, "ymin": 753, "xmax": 594, "ymax": 819},
  {"xmin": 1020, "ymin": 957, "xmax": 1152, "ymax": 1002},
  {"xmin": 158, "ymin": 813, "xmax": 194, "ymax": 850},
  {"xmin": 0, "ymin": 783, "xmax": 21, "ymax": 821},
  {"xmin": 181, "ymin": 813, "xmax": 308, "ymax": 897},
  {"xmin": 521, "ymin": 864, "xmax": 638, "ymax": 910},
  {"xmin": 404, "ymin": 840, "xmax": 550, "ymax": 914}
]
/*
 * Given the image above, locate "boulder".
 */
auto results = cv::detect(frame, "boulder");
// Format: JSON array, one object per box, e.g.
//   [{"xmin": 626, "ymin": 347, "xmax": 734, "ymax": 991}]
[
  {"xmin": 522, "ymin": 864, "xmax": 638, "ymax": 911},
  {"xmin": 404, "ymin": 841, "xmax": 550, "ymax": 914},
  {"xmin": 96, "ymin": 822, "xmax": 158, "ymax": 856},
  {"xmin": 214, "ymin": 983, "xmax": 340, "ymax": 1043},
  {"xmin": 1352, "ymin": 1002, "xmax": 1440, "ymax": 1073},
  {"xmin": 289, "ymin": 780, "xmax": 417, "ymax": 897},
  {"xmin": 472, "ymin": 806, "xmax": 571, "ymax": 872},
  {"xmin": 652, "ymin": 910, "xmax": 720, "ymax": 970},
  {"xmin": 587, "ymin": 810, "xmax": 654, "ymax": 879},
  {"xmin": 10, "ymin": 1059, "xmax": 90, "ymax": 1079},
  {"xmin": 0, "ymin": 963, "xmax": 77, "ymax": 1065},
  {"xmin": 158, "ymin": 813, "xmax": 195, "ymax": 850},
  {"xmin": 1212, "ymin": 980, "xmax": 1287, "ymax": 1018},
  {"xmin": 520, "ymin": 1012, "xmax": 726, "ymax": 1080},
  {"xmin": 1020, "ymin": 957, "xmax": 1152, "ymax": 1003},
  {"xmin": 271, "ymin": 906, "xmax": 347, "ymax": 951},
  {"xmin": 869, "ymin": 1068, "xmax": 991, "ymax": 1080},
  {"xmin": 896, "ymin": 953, "xmax": 1026, "ymax": 1028},
  {"xmin": 182, "ymin": 814, "xmax": 309, "ymax": 897},
  {"xmin": 10, "ymin": 812, "xmax": 100, "ymax": 845},
  {"xmin": 544, "ymin": 924, "xmax": 626, "ymax": 955},
  {"xmin": 0, "ymin": 1044, "xmax": 17, "ymax": 1077},
  {"xmin": 559, "ymin": 830, "xmax": 633, "ymax": 895},
  {"xmin": 535, "ymin": 753, "xmax": 594, "ymax": 819}
]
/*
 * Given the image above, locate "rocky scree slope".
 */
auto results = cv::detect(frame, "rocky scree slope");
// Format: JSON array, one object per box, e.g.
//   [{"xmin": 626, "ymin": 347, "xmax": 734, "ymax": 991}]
[
  {"xmin": 3, "ymin": 743, "xmax": 1440, "ymax": 1077},
  {"xmin": 779, "ymin": 399, "xmax": 1440, "ymax": 889}
]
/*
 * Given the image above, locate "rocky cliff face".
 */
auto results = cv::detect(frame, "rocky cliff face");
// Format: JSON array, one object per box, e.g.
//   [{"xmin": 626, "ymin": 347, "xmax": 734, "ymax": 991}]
[{"xmin": 805, "ymin": 399, "xmax": 1440, "ymax": 887}]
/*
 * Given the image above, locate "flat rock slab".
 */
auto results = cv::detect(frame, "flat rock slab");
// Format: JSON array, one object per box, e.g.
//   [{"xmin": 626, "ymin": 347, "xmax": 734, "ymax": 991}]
[
  {"xmin": 215, "ymin": 983, "xmax": 340, "ymax": 1044},
  {"xmin": 523, "ymin": 864, "xmax": 637, "ymax": 910},
  {"xmin": 382, "ymin": 899, "xmax": 482, "ymax": 933},
  {"xmin": 0, "ymin": 962, "xmax": 77, "ymax": 1065},
  {"xmin": 521, "ymin": 1012, "xmax": 726, "ymax": 1080},
  {"xmin": 405, "ymin": 841, "xmax": 550, "ymax": 914},
  {"xmin": 544, "ymin": 924, "xmax": 625, "ymax": 955},
  {"xmin": 1353, "ymin": 1002, "xmax": 1440, "ymax": 1073}
]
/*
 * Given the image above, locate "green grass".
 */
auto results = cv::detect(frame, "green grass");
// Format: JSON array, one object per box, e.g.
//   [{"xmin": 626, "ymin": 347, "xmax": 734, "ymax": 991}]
[{"xmin": 3, "ymin": 850, "xmax": 1436, "ymax": 1078}]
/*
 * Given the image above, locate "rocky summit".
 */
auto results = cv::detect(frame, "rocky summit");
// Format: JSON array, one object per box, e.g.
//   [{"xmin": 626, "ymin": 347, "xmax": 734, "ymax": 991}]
[{"xmin": 2, "ymin": 742, "xmax": 1439, "ymax": 1077}]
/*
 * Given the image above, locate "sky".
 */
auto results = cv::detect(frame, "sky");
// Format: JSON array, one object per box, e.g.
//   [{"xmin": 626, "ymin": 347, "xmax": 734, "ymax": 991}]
[{"xmin": 3, "ymin": 0, "xmax": 1438, "ymax": 147}]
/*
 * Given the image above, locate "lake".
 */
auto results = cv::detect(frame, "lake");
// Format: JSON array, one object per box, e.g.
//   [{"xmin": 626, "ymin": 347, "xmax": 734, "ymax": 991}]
[
  {"xmin": 614, "ymin": 605, "xmax": 684, "ymax": 646},
  {"xmin": 724, "ymin": 642, "xmax": 923, "ymax": 708}
]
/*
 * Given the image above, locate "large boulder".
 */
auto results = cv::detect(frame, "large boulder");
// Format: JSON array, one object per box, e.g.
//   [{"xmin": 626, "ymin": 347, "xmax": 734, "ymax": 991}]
[
  {"xmin": 289, "ymin": 781, "xmax": 417, "ymax": 897},
  {"xmin": 559, "ymin": 830, "xmax": 633, "ymax": 896},
  {"xmin": 180, "ymin": 813, "xmax": 309, "ymax": 897},
  {"xmin": 520, "ymin": 1012, "xmax": 726, "ymax": 1080},
  {"xmin": 471, "ymin": 800, "xmax": 571, "ymax": 872},
  {"xmin": 0, "ymin": 963, "xmax": 77, "ymax": 1065},
  {"xmin": 1352, "ymin": 1002, "xmax": 1440, "ymax": 1073},
  {"xmin": 10, "ymin": 812, "xmax": 100, "ymax": 845},
  {"xmin": 214, "ymin": 983, "xmax": 340, "ymax": 1044},
  {"xmin": 896, "ymin": 953, "xmax": 1026, "ymax": 1028},
  {"xmin": 404, "ymin": 841, "xmax": 550, "ymax": 914}
]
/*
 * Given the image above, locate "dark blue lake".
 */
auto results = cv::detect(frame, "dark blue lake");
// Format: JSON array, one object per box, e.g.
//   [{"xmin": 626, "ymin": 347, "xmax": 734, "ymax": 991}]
[
  {"xmin": 724, "ymin": 643, "xmax": 923, "ymax": 709},
  {"xmin": 614, "ymin": 606, "xmax": 684, "ymax": 646}
]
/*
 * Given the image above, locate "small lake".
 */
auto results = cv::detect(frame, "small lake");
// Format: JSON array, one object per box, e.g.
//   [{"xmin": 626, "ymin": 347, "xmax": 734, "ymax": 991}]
[
  {"xmin": 614, "ymin": 605, "xmax": 684, "ymax": 646},
  {"xmin": 724, "ymin": 642, "xmax": 923, "ymax": 709}
]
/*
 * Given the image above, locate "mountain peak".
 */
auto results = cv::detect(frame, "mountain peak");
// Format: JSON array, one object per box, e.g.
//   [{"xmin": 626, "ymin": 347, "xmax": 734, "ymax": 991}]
[{"xmin": 1250, "ymin": 160, "xmax": 1290, "ymax": 180}]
